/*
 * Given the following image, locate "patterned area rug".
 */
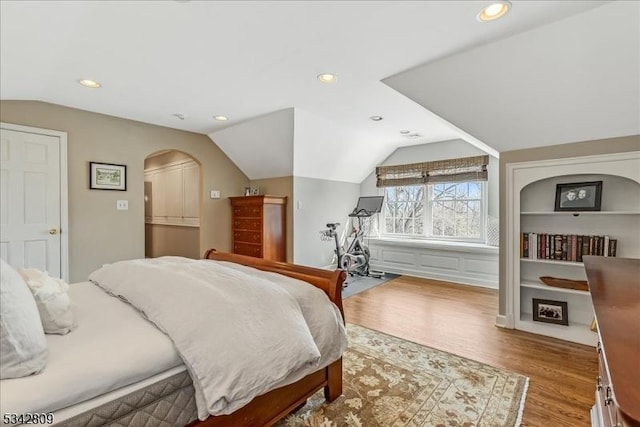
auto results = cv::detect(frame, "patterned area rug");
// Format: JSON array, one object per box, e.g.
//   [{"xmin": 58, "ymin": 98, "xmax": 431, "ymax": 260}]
[{"xmin": 279, "ymin": 324, "xmax": 528, "ymax": 427}]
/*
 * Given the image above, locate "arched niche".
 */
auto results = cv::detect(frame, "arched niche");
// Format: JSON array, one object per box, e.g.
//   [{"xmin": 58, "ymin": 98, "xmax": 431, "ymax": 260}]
[{"xmin": 144, "ymin": 149, "xmax": 202, "ymax": 258}]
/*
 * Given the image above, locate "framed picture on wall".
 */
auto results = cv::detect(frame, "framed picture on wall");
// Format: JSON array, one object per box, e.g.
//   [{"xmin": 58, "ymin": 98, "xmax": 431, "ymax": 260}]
[{"xmin": 90, "ymin": 162, "xmax": 127, "ymax": 191}]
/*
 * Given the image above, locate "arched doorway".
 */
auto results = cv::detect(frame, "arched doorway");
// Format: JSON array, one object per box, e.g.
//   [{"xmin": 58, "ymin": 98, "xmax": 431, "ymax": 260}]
[{"xmin": 144, "ymin": 150, "xmax": 201, "ymax": 258}]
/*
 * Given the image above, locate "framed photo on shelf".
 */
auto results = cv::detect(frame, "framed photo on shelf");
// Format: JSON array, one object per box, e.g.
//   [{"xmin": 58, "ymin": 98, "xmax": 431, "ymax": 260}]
[
  {"xmin": 532, "ymin": 298, "xmax": 569, "ymax": 326},
  {"xmin": 89, "ymin": 162, "xmax": 126, "ymax": 191},
  {"xmin": 244, "ymin": 187, "xmax": 259, "ymax": 196},
  {"xmin": 554, "ymin": 181, "xmax": 602, "ymax": 212}
]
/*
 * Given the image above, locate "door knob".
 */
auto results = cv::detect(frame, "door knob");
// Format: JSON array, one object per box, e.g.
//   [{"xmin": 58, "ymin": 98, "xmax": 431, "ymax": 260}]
[{"xmin": 49, "ymin": 228, "xmax": 58, "ymax": 235}]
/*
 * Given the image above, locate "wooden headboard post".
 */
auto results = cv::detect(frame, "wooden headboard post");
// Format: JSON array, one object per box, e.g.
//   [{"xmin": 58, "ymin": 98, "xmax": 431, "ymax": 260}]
[{"xmin": 203, "ymin": 249, "xmax": 346, "ymax": 320}]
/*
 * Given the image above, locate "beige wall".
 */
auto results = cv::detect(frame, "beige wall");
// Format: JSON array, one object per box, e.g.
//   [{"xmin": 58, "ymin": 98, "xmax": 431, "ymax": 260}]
[
  {"xmin": 250, "ymin": 176, "xmax": 294, "ymax": 262},
  {"xmin": 145, "ymin": 224, "xmax": 200, "ymax": 259},
  {"xmin": 498, "ymin": 134, "xmax": 640, "ymax": 314},
  {"xmin": 0, "ymin": 101, "xmax": 249, "ymax": 281}
]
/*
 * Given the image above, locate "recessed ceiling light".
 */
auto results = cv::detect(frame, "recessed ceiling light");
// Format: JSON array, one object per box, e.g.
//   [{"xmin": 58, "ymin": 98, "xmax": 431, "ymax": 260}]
[
  {"xmin": 369, "ymin": 116, "xmax": 383, "ymax": 121},
  {"xmin": 400, "ymin": 130, "xmax": 411, "ymax": 134},
  {"xmin": 477, "ymin": 1, "xmax": 511, "ymax": 22},
  {"xmin": 78, "ymin": 79, "xmax": 101, "ymax": 88},
  {"xmin": 317, "ymin": 73, "xmax": 338, "ymax": 83},
  {"xmin": 214, "ymin": 115, "xmax": 228, "ymax": 121}
]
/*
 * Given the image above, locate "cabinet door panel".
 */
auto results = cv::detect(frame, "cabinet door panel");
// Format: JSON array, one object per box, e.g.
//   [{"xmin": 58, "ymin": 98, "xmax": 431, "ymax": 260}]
[
  {"xmin": 183, "ymin": 162, "xmax": 199, "ymax": 219},
  {"xmin": 164, "ymin": 166, "xmax": 183, "ymax": 218},
  {"xmin": 152, "ymin": 171, "xmax": 167, "ymax": 217}
]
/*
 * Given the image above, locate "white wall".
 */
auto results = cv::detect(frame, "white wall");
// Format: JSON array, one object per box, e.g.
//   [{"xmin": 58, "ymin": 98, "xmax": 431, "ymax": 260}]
[
  {"xmin": 361, "ymin": 139, "xmax": 499, "ymax": 218},
  {"xmin": 293, "ymin": 176, "xmax": 360, "ymax": 267},
  {"xmin": 383, "ymin": 1, "xmax": 640, "ymax": 153}
]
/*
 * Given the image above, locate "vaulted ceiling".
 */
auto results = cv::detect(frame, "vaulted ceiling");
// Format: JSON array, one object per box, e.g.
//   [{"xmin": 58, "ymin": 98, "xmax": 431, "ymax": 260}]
[{"xmin": 2, "ymin": 1, "xmax": 629, "ymax": 183}]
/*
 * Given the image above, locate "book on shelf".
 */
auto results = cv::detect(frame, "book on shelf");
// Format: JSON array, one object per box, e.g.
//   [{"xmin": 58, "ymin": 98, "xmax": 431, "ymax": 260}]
[
  {"xmin": 520, "ymin": 232, "xmax": 618, "ymax": 261},
  {"xmin": 554, "ymin": 234, "xmax": 563, "ymax": 260}
]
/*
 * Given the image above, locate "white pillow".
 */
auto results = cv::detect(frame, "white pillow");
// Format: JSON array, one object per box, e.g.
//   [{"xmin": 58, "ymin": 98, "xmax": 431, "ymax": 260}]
[
  {"xmin": 0, "ymin": 259, "xmax": 48, "ymax": 379},
  {"xmin": 18, "ymin": 268, "xmax": 76, "ymax": 335}
]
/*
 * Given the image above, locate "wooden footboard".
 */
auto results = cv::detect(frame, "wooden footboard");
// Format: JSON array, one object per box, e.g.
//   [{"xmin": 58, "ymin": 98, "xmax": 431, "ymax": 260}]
[{"xmin": 192, "ymin": 250, "xmax": 346, "ymax": 427}]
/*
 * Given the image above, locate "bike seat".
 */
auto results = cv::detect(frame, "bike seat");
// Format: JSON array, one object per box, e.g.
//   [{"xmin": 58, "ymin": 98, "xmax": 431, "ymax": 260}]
[{"xmin": 326, "ymin": 223, "xmax": 340, "ymax": 229}]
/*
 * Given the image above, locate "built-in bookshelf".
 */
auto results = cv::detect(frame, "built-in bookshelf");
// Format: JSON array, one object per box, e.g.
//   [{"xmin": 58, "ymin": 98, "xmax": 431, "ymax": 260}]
[{"xmin": 504, "ymin": 152, "xmax": 640, "ymax": 346}]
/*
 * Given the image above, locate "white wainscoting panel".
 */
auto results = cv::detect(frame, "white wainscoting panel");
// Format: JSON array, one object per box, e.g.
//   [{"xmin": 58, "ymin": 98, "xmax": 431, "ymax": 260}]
[
  {"xmin": 419, "ymin": 254, "xmax": 459, "ymax": 271},
  {"xmin": 381, "ymin": 249, "xmax": 415, "ymax": 265},
  {"xmin": 369, "ymin": 238, "xmax": 498, "ymax": 289},
  {"xmin": 464, "ymin": 257, "xmax": 498, "ymax": 275}
]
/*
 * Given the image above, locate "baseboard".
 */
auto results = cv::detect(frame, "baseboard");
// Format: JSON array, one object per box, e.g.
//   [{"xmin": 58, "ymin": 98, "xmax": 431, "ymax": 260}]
[{"xmin": 495, "ymin": 314, "xmax": 513, "ymax": 328}]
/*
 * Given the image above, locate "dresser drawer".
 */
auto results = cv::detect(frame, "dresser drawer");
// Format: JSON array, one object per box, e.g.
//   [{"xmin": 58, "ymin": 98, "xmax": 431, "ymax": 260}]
[
  {"xmin": 234, "ymin": 230, "xmax": 262, "ymax": 244},
  {"xmin": 233, "ymin": 218, "xmax": 262, "ymax": 231},
  {"xmin": 233, "ymin": 242, "xmax": 262, "ymax": 258},
  {"xmin": 233, "ymin": 205, "xmax": 262, "ymax": 217}
]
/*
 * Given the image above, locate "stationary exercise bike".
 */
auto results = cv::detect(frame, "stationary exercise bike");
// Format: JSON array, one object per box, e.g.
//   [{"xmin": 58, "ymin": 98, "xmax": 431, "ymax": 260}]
[{"xmin": 321, "ymin": 196, "xmax": 385, "ymax": 279}]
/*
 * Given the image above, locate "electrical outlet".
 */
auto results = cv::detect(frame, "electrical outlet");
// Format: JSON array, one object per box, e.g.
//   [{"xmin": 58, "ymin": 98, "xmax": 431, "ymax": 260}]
[
  {"xmin": 116, "ymin": 200, "xmax": 128, "ymax": 210},
  {"xmin": 210, "ymin": 190, "xmax": 221, "ymax": 199}
]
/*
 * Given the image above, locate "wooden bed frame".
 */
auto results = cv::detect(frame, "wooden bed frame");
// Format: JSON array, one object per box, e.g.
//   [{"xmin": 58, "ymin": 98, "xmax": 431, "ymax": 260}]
[{"xmin": 190, "ymin": 250, "xmax": 347, "ymax": 427}]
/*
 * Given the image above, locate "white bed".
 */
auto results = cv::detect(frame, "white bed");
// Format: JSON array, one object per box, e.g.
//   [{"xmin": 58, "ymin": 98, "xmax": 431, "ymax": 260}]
[
  {"xmin": 0, "ymin": 255, "xmax": 347, "ymax": 426},
  {"xmin": 0, "ymin": 282, "xmax": 185, "ymax": 422}
]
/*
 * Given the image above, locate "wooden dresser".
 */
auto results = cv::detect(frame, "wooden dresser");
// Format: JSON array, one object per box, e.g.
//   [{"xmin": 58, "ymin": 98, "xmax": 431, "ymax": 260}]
[
  {"xmin": 584, "ymin": 256, "xmax": 640, "ymax": 427},
  {"xmin": 229, "ymin": 195, "xmax": 286, "ymax": 262}
]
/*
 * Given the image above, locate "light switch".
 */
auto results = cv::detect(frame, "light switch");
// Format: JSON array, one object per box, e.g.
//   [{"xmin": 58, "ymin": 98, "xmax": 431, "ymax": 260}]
[
  {"xmin": 210, "ymin": 190, "xmax": 221, "ymax": 199},
  {"xmin": 116, "ymin": 200, "xmax": 128, "ymax": 210}
]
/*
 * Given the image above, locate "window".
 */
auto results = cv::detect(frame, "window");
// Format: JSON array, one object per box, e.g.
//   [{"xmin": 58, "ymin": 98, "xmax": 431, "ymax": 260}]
[
  {"xmin": 382, "ymin": 181, "xmax": 485, "ymax": 241},
  {"xmin": 383, "ymin": 186, "xmax": 425, "ymax": 236}
]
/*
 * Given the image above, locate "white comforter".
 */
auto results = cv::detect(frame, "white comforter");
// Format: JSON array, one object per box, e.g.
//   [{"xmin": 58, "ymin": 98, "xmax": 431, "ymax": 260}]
[{"xmin": 89, "ymin": 257, "xmax": 347, "ymax": 420}]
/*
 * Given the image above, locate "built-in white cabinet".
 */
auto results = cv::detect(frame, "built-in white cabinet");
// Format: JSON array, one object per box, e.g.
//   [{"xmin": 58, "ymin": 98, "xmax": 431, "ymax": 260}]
[
  {"xmin": 145, "ymin": 159, "xmax": 200, "ymax": 227},
  {"xmin": 505, "ymin": 152, "xmax": 640, "ymax": 346}
]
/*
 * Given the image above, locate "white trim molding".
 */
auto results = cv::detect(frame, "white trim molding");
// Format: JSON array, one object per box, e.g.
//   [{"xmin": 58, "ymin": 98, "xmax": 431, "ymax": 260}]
[
  {"xmin": 494, "ymin": 314, "xmax": 512, "ymax": 328},
  {"xmin": 0, "ymin": 122, "xmax": 69, "ymax": 282}
]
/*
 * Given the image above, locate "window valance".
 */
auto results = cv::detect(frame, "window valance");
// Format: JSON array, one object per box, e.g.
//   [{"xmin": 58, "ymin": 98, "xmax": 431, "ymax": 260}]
[{"xmin": 375, "ymin": 155, "xmax": 489, "ymax": 188}]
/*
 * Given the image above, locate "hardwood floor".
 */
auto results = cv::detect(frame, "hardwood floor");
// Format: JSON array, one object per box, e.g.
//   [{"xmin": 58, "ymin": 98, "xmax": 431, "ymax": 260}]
[{"xmin": 343, "ymin": 275, "xmax": 598, "ymax": 427}]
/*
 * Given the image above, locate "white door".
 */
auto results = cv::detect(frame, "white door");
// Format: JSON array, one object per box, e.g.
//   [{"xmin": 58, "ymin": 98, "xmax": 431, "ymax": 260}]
[{"xmin": 0, "ymin": 126, "xmax": 64, "ymax": 278}]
